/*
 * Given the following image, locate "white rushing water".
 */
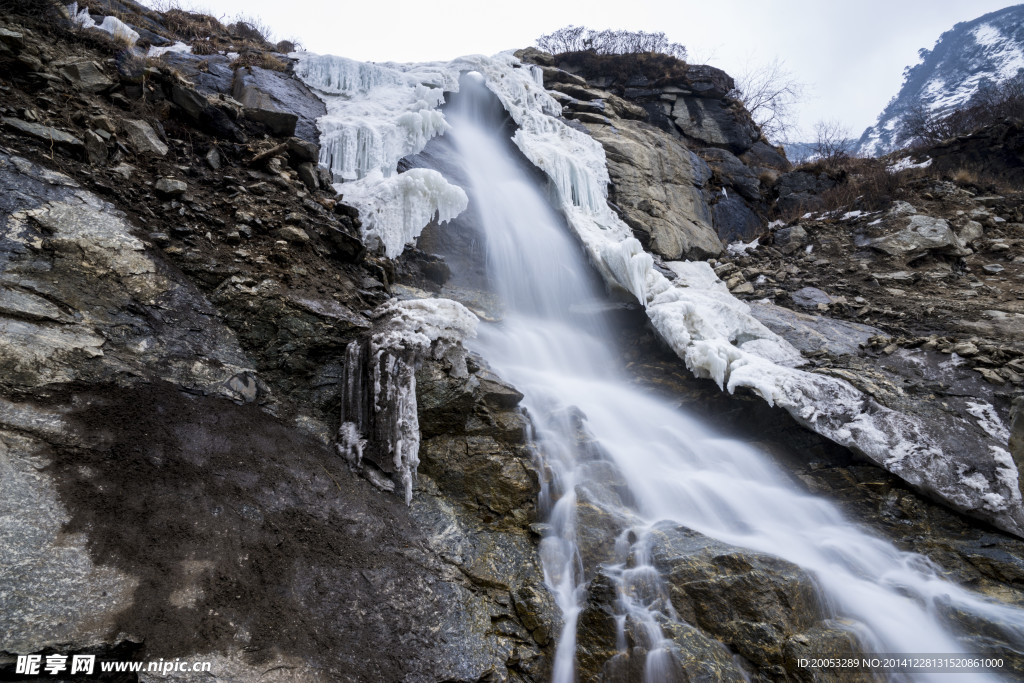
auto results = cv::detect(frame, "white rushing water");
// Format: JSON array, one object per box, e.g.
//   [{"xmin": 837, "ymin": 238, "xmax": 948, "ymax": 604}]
[{"xmin": 440, "ymin": 73, "xmax": 1024, "ymax": 681}]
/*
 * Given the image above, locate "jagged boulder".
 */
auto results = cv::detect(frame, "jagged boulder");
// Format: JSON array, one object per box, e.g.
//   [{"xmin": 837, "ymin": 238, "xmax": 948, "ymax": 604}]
[
  {"xmin": 867, "ymin": 214, "xmax": 968, "ymax": 259},
  {"xmin": 671, "ymin": 97, "xmax": 759, "ymax": 154},
  {"xmin": 232, "ymin": 65, "xmax": 325, "ymax": 143}
]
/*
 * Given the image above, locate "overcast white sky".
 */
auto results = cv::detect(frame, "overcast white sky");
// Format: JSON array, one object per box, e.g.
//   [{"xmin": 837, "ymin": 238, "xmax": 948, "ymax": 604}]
[{"xmin": 148, "ymin": 0, "xmax": 1021, "ymax": 140}]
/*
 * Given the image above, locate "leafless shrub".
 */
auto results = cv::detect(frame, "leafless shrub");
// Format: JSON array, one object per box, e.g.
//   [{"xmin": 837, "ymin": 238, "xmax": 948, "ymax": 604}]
[
  {"xmin": 813, "ymin": 119, "xmax": 855, "ymax": 168},
  {"xmin": 732, "ymin": 58, "xmax": 804, "ymax": 143},
  {"xmin": 536, "ymin": 25, "xmax": 686, "ymax": 60}
]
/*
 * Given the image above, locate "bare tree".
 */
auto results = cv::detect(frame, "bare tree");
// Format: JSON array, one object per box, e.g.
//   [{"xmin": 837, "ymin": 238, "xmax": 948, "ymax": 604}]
[
  {"xmin": 813, "ymin": 119, "xmax": 854, "ymax": 165},
  {"xmin": 733, "ymin": 58, "xmax": 804, "ymax": 143}
]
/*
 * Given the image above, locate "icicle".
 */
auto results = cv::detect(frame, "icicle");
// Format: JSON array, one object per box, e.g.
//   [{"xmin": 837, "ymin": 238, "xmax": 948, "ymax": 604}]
[
  {"xmin": 336, "ymin": 299, "xmax": 477, "ymax": 504},
  {"xmin": 599, "ymin": 238, "xmax": 652, "ymax": 306}
]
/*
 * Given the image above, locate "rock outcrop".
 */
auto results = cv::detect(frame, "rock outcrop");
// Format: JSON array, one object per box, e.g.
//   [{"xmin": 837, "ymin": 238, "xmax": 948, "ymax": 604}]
[
  {"xmin": 520, "ymin": 49, "xmax": 789, "ymax": 254},
  {"xmin": 708, "ymin": 174, "xmax": 1024, "ymax": 535},
  {"xmin": 0, "ymin": 7, "xmax": 555, "ymax": 679}
]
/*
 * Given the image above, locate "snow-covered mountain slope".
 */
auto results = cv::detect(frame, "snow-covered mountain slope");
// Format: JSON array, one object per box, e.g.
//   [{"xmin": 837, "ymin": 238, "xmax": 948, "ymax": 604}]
[{"xmin": 856, "ymin": 3, "xmax": 1024, "ymax": 156}]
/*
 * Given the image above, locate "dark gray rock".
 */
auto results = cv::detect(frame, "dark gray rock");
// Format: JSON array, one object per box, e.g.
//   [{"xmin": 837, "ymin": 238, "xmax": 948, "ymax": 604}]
[
  {"xmin": 791, "ymin": 286, "xmax": 833, "ymax": 308},
  {"xmin": 296, "ymin": 162, "xmax": 319, "ymax": 191},
  {"xmin": 154, "ymin": 177, "xmax": 186, "ymax": 196},
  {"xmin": 773, "ymin": 224, "xmax": 807, "ymax": 254},
  {"xmin": 0, "ymin": 28, "xmax": 25, "ymax": 51},
  {"xmin": 749, "ymin": 302, "xmax": 881, "ymax": 355},
  {"xmin": 712, "ymin": 194, "xmax": 762, "ymax": 242},
  {"xmin": 59, "ymin": 61, "xmax": 113, "ymax": 93},
  {"xmin": 171, "ymin": 84, "xmax": 245, "ymax": 142},
  {"xmin": 160, "ymin": 53, "xmax": 235, "ymax": 96},
  {"xmin": 122, "ymin": 119, "xmax": 167, "ymax": 156},
  {"xmin": 1, "ymin": 118, "xmax": 84, "ymax": 154},
  {"xmin": 702, "ymin": 147, "xmax": 761, "ymax": 201},
  {"xmin": 232, "ymin": 66, "xmax": 326, "ymax": 143},
  {"xmin": 286, "ymin": 137, "xmax": 319, "ymax": 164},
  {"xmin": 205, "ymin": 147, "xmax": 221, "ymax": 170},
  {"xmin": 740, "ymin": 140, "xmax": 792, "ymax": 172},
  {"xmin": 672, "ymin": 96, "xmax": 759, "ymax": 154},
  {"xmin": 316, "ymin": 165, "xmax": 334, "ymax": 191},
  {"xmin": 83, "ymin": 130, "xmax": 107, "ymax": 165}
]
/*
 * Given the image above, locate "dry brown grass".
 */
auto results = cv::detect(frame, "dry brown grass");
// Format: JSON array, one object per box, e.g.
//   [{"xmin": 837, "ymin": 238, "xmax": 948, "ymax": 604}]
[
  {"xmin": 951, "ymin": 167, "xmax": 978, "ymax": 186},
  {"xmin": 230, "ymin": 51, "xmax": 288, "ymax": 72},
  {"xmin": 163, "ymin": 8, "xmax": 224, "ymax": 40},
  {"xmin": 190, "ymin": 38, "xmax": 217, "ymax": 55}
]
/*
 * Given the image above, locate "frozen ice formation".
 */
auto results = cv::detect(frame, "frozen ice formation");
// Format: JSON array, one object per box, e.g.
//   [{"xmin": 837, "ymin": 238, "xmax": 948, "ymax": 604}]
[
  {"xmin": 303, "ymin": 49, "xmax": 1024, "ymax": 535},
  {"xmin": 338, "ymin": 298, "xmax": 477, "ymax": 504}
]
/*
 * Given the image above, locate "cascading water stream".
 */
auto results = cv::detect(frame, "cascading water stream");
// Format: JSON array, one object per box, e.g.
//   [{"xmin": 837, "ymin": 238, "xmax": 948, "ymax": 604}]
[{"xmin": 438, "ymin": 73, "xmax": 1024, "ymax": 681}]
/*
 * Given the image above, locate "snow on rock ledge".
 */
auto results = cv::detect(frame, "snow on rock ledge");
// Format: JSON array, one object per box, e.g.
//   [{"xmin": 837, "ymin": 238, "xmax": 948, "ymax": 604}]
[
  {"xmin": 473, "ymin": 52, "xmax": 1024, "ymax": 537},
  {"xmin": 337, "ymin": 168, "xmax": 467, "ymax": 259},
  {"xmin": 301, "ymin": 49, "xmax": 1024, "ymax": 535},
  {"xmin": 338, "ymin": 298, "xmax": 477, "ymax": 503},
  {"xmin": 67, "ymin": 3, "xmax": 140, "ymax": 45}
]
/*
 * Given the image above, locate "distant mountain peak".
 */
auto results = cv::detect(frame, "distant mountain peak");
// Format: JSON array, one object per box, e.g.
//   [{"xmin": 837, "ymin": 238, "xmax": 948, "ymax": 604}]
[{"xmin": 856, "ymin": 4, "xmax": 1024, "ymax": 156}]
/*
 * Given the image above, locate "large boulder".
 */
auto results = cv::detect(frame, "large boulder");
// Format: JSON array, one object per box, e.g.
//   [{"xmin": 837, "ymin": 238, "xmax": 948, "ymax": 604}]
[
  {"xmin": 867, "ymin": 214, "xmax": 968, "ymax": 260},
  {"xmin": 649, "ymin": 525, "xmax": 862, "ymax": 675},
  {"xmin": 584, "ymin": 120, "xmax": 722, "ymax": 259},
  {"xmin": 232, "ymin": 65, "xmax": 325, "ymax": 143},
  {"xmin": 712, "ymin": 194, "xmax": 763, "ymax": 242}
]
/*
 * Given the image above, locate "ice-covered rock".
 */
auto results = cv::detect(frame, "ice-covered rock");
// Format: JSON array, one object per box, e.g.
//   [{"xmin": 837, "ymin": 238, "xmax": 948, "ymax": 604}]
[
  {"xmin": 338, "ymin": 298, "xmax": 477, "ymax": 503},
  {"xmin": 300, "ymin": 49, "xmax": 1024, "ymax": 534},
  {"xmin": 337, "ymin": 168, "xmax": 467, "ymax": 259}
]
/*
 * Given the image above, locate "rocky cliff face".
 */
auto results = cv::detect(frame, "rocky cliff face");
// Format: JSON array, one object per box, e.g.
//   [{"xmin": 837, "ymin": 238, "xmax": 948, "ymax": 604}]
[
  {"xmin": 517, "ymin": 48, "xmax": 790, "ymax": 255},
  {"xmin": 0, "ymin": 5, "xmax": 556, "ymax": 680},
  {"xmin": 856, "ymin": 3, "xmax": 1024, "ymax": 156}
]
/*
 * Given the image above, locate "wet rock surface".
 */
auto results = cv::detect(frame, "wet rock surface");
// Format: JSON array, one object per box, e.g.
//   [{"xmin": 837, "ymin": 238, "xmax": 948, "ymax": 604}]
[
  {"xmin": 0, "ymin": 8, "xmax": 553, "ymax": 680},
  {"xmin": 522, "ymin": 49, "xmax": 784, "ymax": 254}
]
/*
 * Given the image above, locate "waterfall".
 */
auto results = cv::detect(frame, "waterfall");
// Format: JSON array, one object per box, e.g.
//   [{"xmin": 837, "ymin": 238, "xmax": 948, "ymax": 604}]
[{"xmin": 437, "ymin": 72, "xmax": 1024, "ymax": 681}]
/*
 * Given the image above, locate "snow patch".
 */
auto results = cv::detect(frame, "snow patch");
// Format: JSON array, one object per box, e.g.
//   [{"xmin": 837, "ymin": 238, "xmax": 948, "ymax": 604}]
[
  {"xmin": 67, "ymin": 3, "xmax": 139, "ymax": 45},
  {"xmin": 888, "ymin": 156, "xmax": 933, "ymax": 173},
  {"xmin": 727, "ymin": 237, "xmax": 760, "ymax": 255},
  {"xmin": 967, "ymin": 401, "xmax": 1011, "ymax": 442},
  {"xmin": 147, "ymin": 42, "xmax": 192, "ymax": 58}
]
